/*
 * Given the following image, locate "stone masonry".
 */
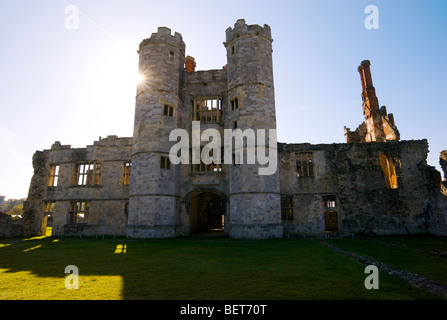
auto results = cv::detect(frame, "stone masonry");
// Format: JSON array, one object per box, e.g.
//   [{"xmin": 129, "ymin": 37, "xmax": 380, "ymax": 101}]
[{"xmin": 8, "ymin": 19, "xmax": 446, "ymax": 239}]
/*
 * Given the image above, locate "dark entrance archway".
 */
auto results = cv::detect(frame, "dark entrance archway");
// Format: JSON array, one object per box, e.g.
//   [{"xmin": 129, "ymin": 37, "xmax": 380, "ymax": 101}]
[{"xmin": 189, "ymin": 192, "xmax": 225, "ymax": 235}]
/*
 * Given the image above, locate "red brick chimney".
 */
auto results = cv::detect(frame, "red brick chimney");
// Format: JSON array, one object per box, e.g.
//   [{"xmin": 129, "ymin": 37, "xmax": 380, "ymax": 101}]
[
  {"xmin": 185, "ymin": 56, "xmax": 196, "ymax": 72},
  {"xmin": 358, "ymin": 60, "xmax": 385, "ymax": 142}
]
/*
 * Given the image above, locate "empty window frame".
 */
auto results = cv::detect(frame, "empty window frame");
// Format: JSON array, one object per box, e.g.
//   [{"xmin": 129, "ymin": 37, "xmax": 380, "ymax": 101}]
[
  {"xmin": 323, "ymin": 195, "xmax": 336, "ymax": 208},
  {"xmin": 44, "ymin": 201, "xmax": 55, "ymax": 213},
  {"xmin": 74, "ymin": 162, "xmax": 101, "ymax": 186},
  {"xmin": 163, "ymin": 104, "xmax": 174, "ymax": 117},
  {"xmin": 160, "ymin": 156, "xmax": 171, "ymax": 170},
  {"xmin": 379, "ymin": 152, "xmax": 399, "ymax": 189},
  {"xmin": 123, "ymin": 162, "xmax": 131, "ymax": 185},
  {"xmin": 296, "ymin": 152, "xmax": 314, "ymax": 177},
  {"xmin": 281, "ymin": 196, "xmax": 293, "ymax": 221},
  {"xmin": 191, "ymin": 148, "xmax": 222, "ymax": 172},
  {"xmin": 70, "ymin": 201, "xmax": 89, "ymax": 224},
  {"xmin": 48, "ymin": 165, "xmax": 59, "ymax": 187},
  {"xmin": 192, "ymin": 97, "xmax": 222, "ymax": 123},
  {"xmin": 230, "ymin": 98, "xmax": 239, "ymax": 111}
]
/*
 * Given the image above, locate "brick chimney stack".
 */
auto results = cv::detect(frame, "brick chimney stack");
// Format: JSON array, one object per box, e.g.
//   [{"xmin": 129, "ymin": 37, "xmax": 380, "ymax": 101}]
[
  {"xmin": 358, "ymin": 60, "xmax": 385, "ymax": 142},
  {"xmin": 358, "ymin": 60, "xmax": 379, "ymax": 114},
  {"xmin": 185, "ymin": 55, "xmax": 196, "ymax": 72}
]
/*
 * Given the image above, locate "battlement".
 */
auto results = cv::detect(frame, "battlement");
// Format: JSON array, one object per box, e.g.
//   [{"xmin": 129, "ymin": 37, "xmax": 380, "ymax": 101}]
[
  {"xmin": 138, "ymin": 26, "xmax": 185, "ymax": 54},
  {"xmin": 93, "ymin": 135, "xmax": 133, "ymax": 147},
  {"xmin": 224, "ymin": 19, "xmax": 272, "ymax": 46}
]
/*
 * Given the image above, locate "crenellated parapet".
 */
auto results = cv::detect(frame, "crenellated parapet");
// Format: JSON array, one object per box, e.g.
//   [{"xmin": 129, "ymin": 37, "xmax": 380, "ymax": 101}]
[
  {"xmin": 138, "ymin": 27, "xmax": 185, "ymax": 55},
  {"xmin": 224, "ymin": 19, "xmax": 272, "ymax": 45}
]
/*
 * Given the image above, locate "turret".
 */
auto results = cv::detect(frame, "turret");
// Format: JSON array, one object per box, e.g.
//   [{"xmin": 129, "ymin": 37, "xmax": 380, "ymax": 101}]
[
  {"xmin": 224, "ymin": 19, "xmax": 282, "ymax": 238},
  {"xmin": 127, "ymin": 27, "xmax": 185, "ymax": 238}
]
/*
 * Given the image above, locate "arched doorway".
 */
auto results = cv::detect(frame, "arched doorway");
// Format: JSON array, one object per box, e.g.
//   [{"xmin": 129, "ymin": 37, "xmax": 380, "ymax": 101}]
[{"xmin": 189, "ymin": 191, "xmax": 225, "ymax": 235}]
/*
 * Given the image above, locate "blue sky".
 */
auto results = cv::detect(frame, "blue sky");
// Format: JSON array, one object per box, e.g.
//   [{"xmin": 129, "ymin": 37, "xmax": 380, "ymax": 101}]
[{"xmin": 0, "ymin": 0, "xmax": 446, "ymax": 199}]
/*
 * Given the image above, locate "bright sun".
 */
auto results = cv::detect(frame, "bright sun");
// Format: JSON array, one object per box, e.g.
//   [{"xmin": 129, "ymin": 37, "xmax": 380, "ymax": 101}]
[{"xmin": 136, "ymin": 73, "xmax": 145, "ymax": 84}]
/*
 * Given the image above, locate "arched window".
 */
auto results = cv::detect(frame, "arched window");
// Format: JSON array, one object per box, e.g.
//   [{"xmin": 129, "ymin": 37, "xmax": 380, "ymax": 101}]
[{"xmin": 379, "ymin": 152, "xmax": 399, "ymax": 189}]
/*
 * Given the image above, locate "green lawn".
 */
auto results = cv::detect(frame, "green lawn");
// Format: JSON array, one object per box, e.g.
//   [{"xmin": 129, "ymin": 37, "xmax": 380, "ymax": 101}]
[
  {"xmin": 326, "ymin": 235, "xmax": 447, "ymax": 287},
  {"xmin": 0, "ymin": 234, "xmax": 444, "ymax": 300}
]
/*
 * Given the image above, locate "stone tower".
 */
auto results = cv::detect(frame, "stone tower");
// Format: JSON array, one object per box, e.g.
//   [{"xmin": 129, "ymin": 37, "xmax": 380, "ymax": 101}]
[
  {"xmin": 126, "ymin": 27, "xmax": 185, "ymax": 238},
  {"xmin": 224, "ymin": 19, "xmax": 283, "ymax": 238}
]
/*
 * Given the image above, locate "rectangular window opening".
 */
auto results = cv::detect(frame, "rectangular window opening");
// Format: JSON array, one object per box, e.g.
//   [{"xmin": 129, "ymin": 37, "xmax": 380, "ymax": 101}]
[
  {"xmin": 281, "ymin": 196, "xmax": 293, "ymax": 221},
  {"xmin": 44, "ymin": 202, "xmax": 55, "ymax": 213},
  {"xmin": 230, "ymin": 98, "xmax": 239, "ymax": 111},
  {"xmin": 323, "ymin": 195, "xmax": 336, "ymax": 208},
  {"xmin": 192, "ymin": 97, "xmax": 222, "ymax": 123},
  {"xmin": 296, "ymin": 152, "xmax": 314, "ymax": 178},
  {"xmin": 123, "ymin": 162, "xmax": 131, "ymax": 185},
  {"xmin": 48, "ymin": 165, "xmax": 59, "ymax": 187},
  {"xmin": 164, "ymin": 104, "xmax": 174, "ymax": 117},
  {"xmin": 191, "ymin": 148, "xmax": 222, "ymax": 172},
  {"xmin": 160, "ymin": 156, "xmax": 171, "ymax": 170},
  {"xmin": 70, "ymin": 201, "xmax": 89, "ymax": 224},
  {"xmin": 74, "ymin": 162, "xmax": 101, "ymax": 186}
]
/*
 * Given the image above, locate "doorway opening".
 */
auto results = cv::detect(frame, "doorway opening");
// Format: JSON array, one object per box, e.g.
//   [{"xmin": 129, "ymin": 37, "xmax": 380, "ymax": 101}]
[
  {"xmin": 190, "ymin": 192, "xmax": 225, "ymax": 235},
  {"xmin": 42, "ymin": 214, "xmax": 53, "ymax": 237},
  {"xmin": 324, "ymin": 210, "xmax": 338, "ymax": 234}
]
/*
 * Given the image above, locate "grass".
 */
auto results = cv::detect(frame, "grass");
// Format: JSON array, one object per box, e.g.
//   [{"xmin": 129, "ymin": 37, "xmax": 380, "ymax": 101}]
[
  {"xmin": 0, "ymin": 233, "xmax": 445, "ymax": 300},
  {"xmin": 326, "ymin": 235, "xmax": 447, "ymax": 287}
]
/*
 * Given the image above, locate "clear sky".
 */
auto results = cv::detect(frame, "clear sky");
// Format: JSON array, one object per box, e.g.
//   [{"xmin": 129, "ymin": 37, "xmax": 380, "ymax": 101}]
[{"xmin": 0, "ymin": 0, "xmax": 446, "ymax": 199}]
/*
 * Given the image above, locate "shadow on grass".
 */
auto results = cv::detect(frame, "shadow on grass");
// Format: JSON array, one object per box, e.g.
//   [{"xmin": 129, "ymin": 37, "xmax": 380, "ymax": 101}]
[{"xmin": 0, "ymin": 234, "xmax": 444, "ymax": 300}]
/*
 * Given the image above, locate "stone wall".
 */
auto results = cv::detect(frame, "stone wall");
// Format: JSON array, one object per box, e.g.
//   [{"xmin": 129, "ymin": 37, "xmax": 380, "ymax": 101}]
[
  {"xmin": 22, "ymin": 136, "xmax": 132, "ymax": 237},
  {"xmin": 441, "ymin": 150, "xmax": 447, "ymax": 181},
  {"xmin": 278, "ymin": 140, "xmax": 446, "ymax": 237},
  {"xmin": 17, "ymin": 20, "xmax": 447, "ymax": 240},
  {"xmin": 0, "ymin": 212, "xmax": 22, "ymax": 238},
  {"xmin": 21, "ymin": 150, "xmax": 48, "ymax": 236}
]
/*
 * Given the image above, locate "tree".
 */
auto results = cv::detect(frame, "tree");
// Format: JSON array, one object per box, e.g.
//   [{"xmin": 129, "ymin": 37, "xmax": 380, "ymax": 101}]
[
  {"xmin": 1, "ymin": 198, "xmax": 25, "ymax": 213},
  {"xmin": 7, "ymin": 203, "xmax": 23, "ymax": 217}
]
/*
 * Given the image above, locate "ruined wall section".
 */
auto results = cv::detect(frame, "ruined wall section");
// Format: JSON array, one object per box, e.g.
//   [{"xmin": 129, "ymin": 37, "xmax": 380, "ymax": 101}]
[
  {"xmin": 279, "ymin": 140, "xmax": 445, "ymax": 237},
  {"xmin": 21, "ymin": 150, "xmax": 49, "ymax": 236},
  {"xmin": 335, "ymin": 140, "xmax": 428, "ymax": 235},
  {"xmin": 441, "ymin": 150, "xmax": 447, "ymax": 182},
  {"xmin": 0, "ymin": 212, "xmax": 22, "ymax": 238},
  {"xmin": 22, "ymin": 136, "xmax": 132, "ymax": 237},
  {"xmin": 429, "ymin": 150, "xmax": 447, "ymax": 235},
  {"xmin": 279, "ymin": 143, "xmax": 338, "ymax": 236}
]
